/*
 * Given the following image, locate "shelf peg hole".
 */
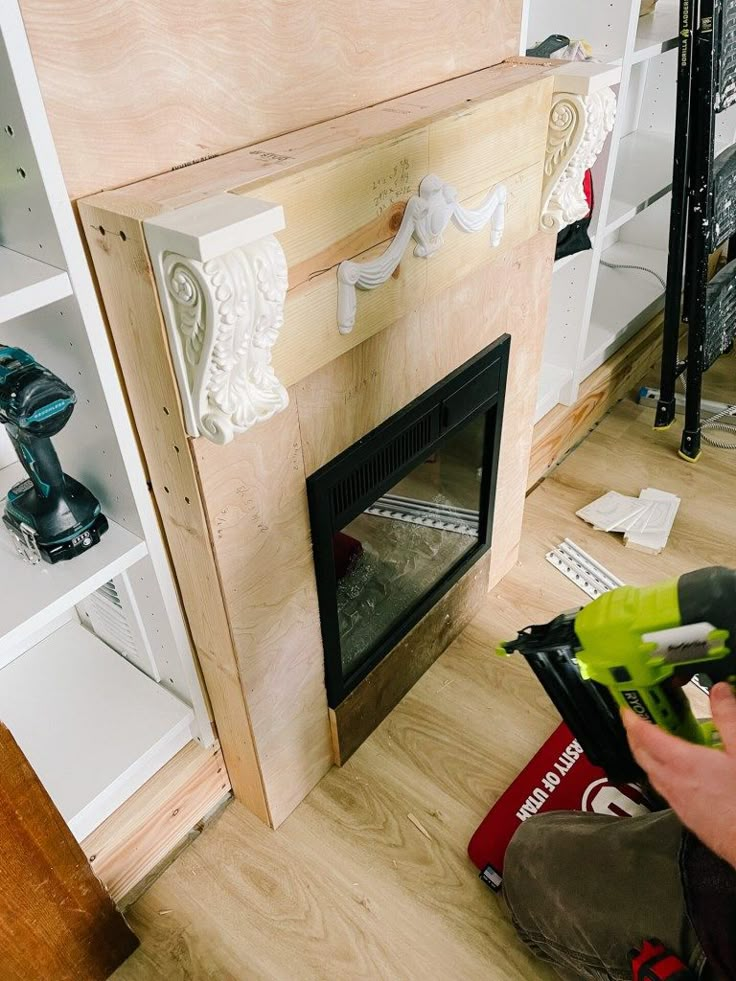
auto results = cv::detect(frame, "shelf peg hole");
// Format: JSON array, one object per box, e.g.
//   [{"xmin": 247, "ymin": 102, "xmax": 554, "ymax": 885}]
[
  {"xmin": 119, "ymin": 230, "xmax": 127, "ymax": 241},
  {"xmin": 16, "ymin": 166, "xmax": 25, "ymax": 178},
  {"xmin": 4, "ymin": 124, "xmax": 14, "ymax": 136}
]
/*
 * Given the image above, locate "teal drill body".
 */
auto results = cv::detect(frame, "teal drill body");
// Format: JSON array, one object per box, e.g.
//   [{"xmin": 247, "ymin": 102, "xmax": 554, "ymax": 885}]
[{"xmin": 0, "ymin": 346, "xmax": 108, "ymax": 563}]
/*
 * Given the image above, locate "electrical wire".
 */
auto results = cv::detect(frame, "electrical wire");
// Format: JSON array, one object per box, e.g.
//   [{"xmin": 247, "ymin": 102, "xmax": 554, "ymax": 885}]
[
  {"xmin": 678, "ymin": 366, "xmax": 736, "ymax": 450},
  {"xmin": 600, "ymin": 260, "xmax": 666, "ymax": 289},
  {"xmin": 701, "ymin": 415, "xmax": 736, "ymax": 449},
  {"xmin": 602, "ymin": 259, "xmax": 735, "ymax": 448}
]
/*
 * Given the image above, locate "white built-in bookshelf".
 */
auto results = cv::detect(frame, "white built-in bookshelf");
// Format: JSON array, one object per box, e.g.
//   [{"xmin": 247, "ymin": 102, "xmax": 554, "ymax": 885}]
[
  {"xmin": 0, "ymin": 0, "xmax": 212, "ymax": 843},
  {"xmin": 523, "ymin": 0, "xmax": 736, "ymax": 422}
]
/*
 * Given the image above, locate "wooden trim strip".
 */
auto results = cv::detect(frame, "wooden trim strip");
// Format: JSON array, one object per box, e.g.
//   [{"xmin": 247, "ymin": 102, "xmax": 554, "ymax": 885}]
[
  {"xmin": 528, "ymin": 314, "xmax": 665, "ymax": 489},
  {"xmin": 81, "ymin": 741, "xmax": 230, "ymax": 903},
  {"xmin": 76, "ymin": 204, "xmax": 270, "ymax": 823}
]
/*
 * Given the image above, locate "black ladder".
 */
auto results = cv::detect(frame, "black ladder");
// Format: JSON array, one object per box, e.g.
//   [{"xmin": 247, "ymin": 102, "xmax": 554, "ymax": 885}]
[{"xmin": 655, "ymin": 0, "xmax": 736, "ymax": 460}]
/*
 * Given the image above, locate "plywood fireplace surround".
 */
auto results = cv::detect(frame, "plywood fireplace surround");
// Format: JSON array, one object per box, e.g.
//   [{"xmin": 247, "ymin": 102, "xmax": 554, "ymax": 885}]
[{"xmin": 78, "ymin": 58, "xmax": 617, "ymax": 828}]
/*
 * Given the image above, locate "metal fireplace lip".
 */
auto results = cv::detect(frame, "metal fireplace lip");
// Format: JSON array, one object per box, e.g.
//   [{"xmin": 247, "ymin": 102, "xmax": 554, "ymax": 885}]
[{"xmin": 307, "ymin": 334, "xmax": 511, "ymax": 708}]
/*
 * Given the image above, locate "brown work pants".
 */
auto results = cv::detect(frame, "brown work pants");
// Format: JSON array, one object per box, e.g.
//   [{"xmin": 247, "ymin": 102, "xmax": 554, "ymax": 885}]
[{"xmin": 503, "ymin": 809, "xmax": 711, "ymax": 980}]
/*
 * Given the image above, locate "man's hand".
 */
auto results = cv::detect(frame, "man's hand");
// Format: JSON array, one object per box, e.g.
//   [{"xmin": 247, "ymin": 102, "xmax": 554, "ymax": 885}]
[{"xmin": 622, "ymin": 682, "xmax": 736, "ymax": 870}]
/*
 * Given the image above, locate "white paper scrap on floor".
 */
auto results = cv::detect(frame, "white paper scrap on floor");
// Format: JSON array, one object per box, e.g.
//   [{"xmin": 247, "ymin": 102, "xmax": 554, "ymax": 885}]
[{"xmin": 577, "ymin": 487, "xmax": 681, "ymax": 554}]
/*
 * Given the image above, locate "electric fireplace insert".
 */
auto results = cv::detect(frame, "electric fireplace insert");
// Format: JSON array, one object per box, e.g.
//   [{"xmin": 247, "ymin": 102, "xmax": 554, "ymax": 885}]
[{"xmin": 307, "ymin": 335, "xmax": 510, "ymax": 707}]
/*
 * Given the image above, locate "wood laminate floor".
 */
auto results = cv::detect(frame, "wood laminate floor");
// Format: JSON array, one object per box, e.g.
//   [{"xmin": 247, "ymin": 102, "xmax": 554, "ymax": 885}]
[{"xmin": 114, "ymin": 387, "xmax": 736, "ymax": 981}]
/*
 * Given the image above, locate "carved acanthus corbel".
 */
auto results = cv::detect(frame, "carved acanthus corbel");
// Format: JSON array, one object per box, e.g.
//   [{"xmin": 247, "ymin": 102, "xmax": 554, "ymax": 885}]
[
  {"xmin": 337, "ymin": 176, "xmax": 508, "ymax": 334},
  {"xmin": 145, "ymin": 195, "xmax": 289, "ymax": 444},
  {"xmin": 541, "ymin": 86, "xmax": 616, "ymax": 234}
]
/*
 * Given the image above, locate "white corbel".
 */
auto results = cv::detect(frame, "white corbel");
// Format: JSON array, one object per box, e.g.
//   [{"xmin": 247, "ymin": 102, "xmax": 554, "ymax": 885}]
[
  {"xmin": 144, "ymin": 194, "xmax": 289, "ymax": 445},
  {"xmin": 541, "ymin": 63, "xmax": 619, "ymax": 234},
  {"xmin": 337, "ymin": 175, "xmax": 508, "ymax": 334}
]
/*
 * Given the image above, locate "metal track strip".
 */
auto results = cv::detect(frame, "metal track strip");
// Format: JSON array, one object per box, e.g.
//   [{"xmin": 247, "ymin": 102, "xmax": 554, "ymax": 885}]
[
  {"xmin": 365, "ymin": 493, "xmax": 479, "ymax": 535},
  {"xmin": 545, "ymin": 539, "xmax": 624, "ymax": 600}
]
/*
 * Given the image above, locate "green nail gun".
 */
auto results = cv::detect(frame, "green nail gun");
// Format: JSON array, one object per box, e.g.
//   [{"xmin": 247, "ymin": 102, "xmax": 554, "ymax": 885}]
[{"xmin": 499, "ymin": 567, "xmax": 736, "ymax": 781}]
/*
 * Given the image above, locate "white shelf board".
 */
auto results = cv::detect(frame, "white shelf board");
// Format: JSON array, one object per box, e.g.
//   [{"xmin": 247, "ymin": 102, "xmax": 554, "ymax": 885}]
[
  {"xmin": 535, "ymin": 364, "xmax": 573, "ymax": 423},
  {"xmin": 0, "ymin": 245, "xmax": 72, "ymax": 324},
  {"xmin": 0, "ymin": 461, "xmax": 148, "ymax": 659},
  {"xmin": 0, "ymin": 620, "xmax": 193, "ymax": 840},
  {"xmin": 583, "ymin": 241, "xmax": 667, "ymax": 379},
  {"xmin": 633, "ymin": 1, "xmax": 679, "ymax": 64},
  {"xmin": 607, "ymin": 130, "xmax": 674, "ymax": 232}
]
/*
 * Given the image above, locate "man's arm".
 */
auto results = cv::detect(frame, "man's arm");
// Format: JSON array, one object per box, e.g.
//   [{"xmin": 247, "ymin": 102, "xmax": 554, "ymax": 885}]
[{"xmin": 623, "ymin": 682, "xmax": 736, "ymax": 870}]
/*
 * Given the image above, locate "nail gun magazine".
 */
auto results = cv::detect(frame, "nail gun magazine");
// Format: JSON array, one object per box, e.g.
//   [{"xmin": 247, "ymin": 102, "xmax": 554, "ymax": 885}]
[{"xmin": 499, "ymin": 567, "xmax": 736, "ymax": 782}]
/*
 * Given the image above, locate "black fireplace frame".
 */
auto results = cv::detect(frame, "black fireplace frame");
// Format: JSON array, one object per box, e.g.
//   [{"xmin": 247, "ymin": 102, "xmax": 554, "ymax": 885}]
[{"xmin": 307, "ymin": 335, "xmax": 510, "ymax": 707}]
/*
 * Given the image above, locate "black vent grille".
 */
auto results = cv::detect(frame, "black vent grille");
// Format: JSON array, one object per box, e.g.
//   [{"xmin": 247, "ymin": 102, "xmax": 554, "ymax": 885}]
[
  {"xmin": 330, "ymin": 410, "xmax": 435, "ymax": 520},
  {"xmin": 705, "ymin": 256, "xmax": 736, "ymax": 368},
  {"xmin": 718, "ymin": 0, "xmax": 736, "ymax": 111}
]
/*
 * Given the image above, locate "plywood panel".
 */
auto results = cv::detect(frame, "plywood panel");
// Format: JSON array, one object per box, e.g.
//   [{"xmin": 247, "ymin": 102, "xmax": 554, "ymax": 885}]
[
  {"xmin": 273, "ymin": 163, "xmax": 543, "ymax": 388},
  {"xmin": 78, "ymin": 203, "xmax": 269, "ymax": 823},
  {"xmin": 193, "ymin": 400, "xmax": 333, "ymax": 828},
  {"xmin": 0, "ymin": 723, "xmax": 138, "ymax": 981},
  {"xmin": 20, "ymin": 0, "xmax": 525, "ymax": 201},
  {"xmin": 296, "ymin": 232, "xmax": 556, "ymax": 585},
  {"xmin": 189, "ymin": 234, "xmax": 553, "ymax": 821},
  {"xmin": 81, "ymin": 62, "xmax": 549, "ymax": 217},
  {"xmin": 331, "ymin": 554, "xmax": 492, "ymax": 764}
]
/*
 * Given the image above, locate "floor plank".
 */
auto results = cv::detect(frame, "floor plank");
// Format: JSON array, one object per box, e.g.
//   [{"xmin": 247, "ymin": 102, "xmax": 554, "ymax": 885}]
[{"xmin": 113, "ymin": 387, "xmax": 735, "ymax": 980}]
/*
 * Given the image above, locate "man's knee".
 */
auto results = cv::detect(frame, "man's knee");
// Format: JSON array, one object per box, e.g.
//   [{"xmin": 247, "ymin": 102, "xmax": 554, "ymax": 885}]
[
  {"xmin": 505, "ymin": 811, "xmax": 604, "ymax": 904},
  {"xmin": 503, "ymin": 813, "xmax": 573, "ymax": 933},
  {"xmin": 502, "ymin": 813, "xmax": 633, "ymax": 980}
]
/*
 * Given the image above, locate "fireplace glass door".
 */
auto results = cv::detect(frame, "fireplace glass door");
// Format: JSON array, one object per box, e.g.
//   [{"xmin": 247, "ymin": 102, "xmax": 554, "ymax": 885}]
[
  {"xmin": 337, "ymin": 413, "xmax": 486, "ymax": 677},
  {"xmin": 308, "ymin": 336, "xmax": 510, "ymax": 706}
]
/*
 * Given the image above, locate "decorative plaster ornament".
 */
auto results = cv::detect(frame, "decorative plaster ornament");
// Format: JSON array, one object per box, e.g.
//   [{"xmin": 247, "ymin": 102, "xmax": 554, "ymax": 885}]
[
  {"xmin": 336, "ymin": 176, "xmax": 508, "ymax": 334},
  {"xmin": 145, "ymin": 195, "xmax": 289, "ymax": 445},
  {"xmin": 162, "ymin": 240, "xmax": 289, "ymax": 444},
  {"xmin": 541, "ymin": 87, "xmax": 617, "ymax": 234}
]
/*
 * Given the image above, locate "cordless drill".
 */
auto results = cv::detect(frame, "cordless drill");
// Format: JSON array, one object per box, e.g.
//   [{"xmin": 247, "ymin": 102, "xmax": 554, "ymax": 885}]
[
  {"xmin": 500, "ymin": 567, "xmax": 736, "ymax": 782},
  {"xmin": 0, "ymin": 346, "xmax": 108, "ymax": 563}
]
